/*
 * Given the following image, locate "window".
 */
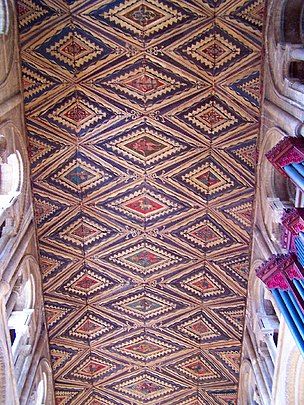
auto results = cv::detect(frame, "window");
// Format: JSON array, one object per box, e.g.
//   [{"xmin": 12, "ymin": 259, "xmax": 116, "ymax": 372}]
[
  {"xmin": 28, "ymin": 360, "xmax": 53, "ymax": 405},
  {"xmin": 0, "ymin": 0, "xmax": 13, "ymax": 85},
  {"xmin": 35, "ymin": 372, "xmax": 47, "ymax": 405},
  {"xmin": 0, "ymin": 129, "xmax": 24, "ymax": 251},
  {"xmin": 0, "ymin": 134, "xmax": 23, "ymax": 212},
  {"xmin": 239, "ymin": 360, "xmax": 263, "ymax": 405},
  {"xmin": 0, "ymin": 0, "xmax": 8, "ymax": 35},
  {"xmin": 250, "ymin": 275, "xmax": 280, "ymax": 364},
  {"xmin": 289, "ymin": 61, "xmax": 304, "ymax": 83},
  {"xmin": 6, "ymin": 258, "xmax": 38, "ymax": 387},
  {"xmin": 8, "ymin": 274, "xmax": 35, "ymax": 361},
  {"xmin": 281, "ymin": 0, "xmax": 304, "ymax": 44}
]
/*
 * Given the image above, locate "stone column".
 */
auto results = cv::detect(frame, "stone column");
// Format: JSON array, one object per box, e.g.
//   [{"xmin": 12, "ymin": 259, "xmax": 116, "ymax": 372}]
[{"xmin": 245, "ymin": 331, "xmax": 272, "ymax": 404}]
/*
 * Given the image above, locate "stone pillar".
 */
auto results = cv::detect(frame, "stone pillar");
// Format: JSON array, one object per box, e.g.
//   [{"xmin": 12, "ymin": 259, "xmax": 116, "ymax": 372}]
[{"xmin": 245, "ymin": 330, "xmax": 272, "ymax": 404}]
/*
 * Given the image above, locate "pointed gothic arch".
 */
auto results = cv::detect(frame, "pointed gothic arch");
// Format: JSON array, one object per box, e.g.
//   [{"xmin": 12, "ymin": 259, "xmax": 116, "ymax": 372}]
[
  {"xmin": 6, "ymin": 255, "xmax": 43, "ymax": 389},
  {"xmin": 0, "ymin": 121, "xmax": 28, "ymax": 257},
  {"xmin": 28, "ymin": 359, "xmax": 54, "ymax": 405},
  {"xmin": 0, "ymin": 0, "xmax": 14, "ymax": 86}
]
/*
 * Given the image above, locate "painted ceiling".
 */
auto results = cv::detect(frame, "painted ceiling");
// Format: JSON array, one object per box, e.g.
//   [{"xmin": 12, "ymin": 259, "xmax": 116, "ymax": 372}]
[{"xmin": 17, "ymin": 0, "xmax": 264, "ymax": 403}]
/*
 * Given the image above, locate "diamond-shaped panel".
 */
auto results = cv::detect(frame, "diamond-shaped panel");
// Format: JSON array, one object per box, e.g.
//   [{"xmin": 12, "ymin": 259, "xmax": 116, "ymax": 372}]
[
  {"xmin": 175, "ymin": 24, "xmax": 251, "ymax": 75},
  {"xmin": 106, "ymin": 370, "xmax": 186, "ymax": 402},
  {"xmin": 176, "ymin": 95, "xmax": 247, "ymax": 140},
  {"xmin": 98, "ymin": 122, "xmax": 192, "ymax": 169},
  {"xmin": 45, "ymin": 211, "xmax": 119, "ymax": 254},
  {"xmin": 166, "ymin": 352, "xmax": 231, "ymax": 385},
  {"xmin": 33, "ymin": 26, "xmax": 114, "ymax": 73},
  {"xmin": 37, "ymin": 90, "xmax": 116, "ymax": 137},
  {"xmin": 41, "ymin": 151, "xmax": 117, "ymax": 198},
  {"xmin": 173, "ymin": 156, "xmax": 245, "ymax": 202},
  {"xmin": 94, "ymin": 59, "xmax": 192, "ymax": 107},
  {"xmin": 89, "ymin": 0, "xmax": 196, "ymax": 41},
  {"xmin": 101, "ymin": 183, "xmax": 190, "ymax": 226},
  {"xmin": 174, "ymin": 213, "xmax": 237, "ymax": 254},
  {"xmin": 60, "ymin": 308, "xmax": 123, "ymax": 343},
  {"xmin": 105, "ymin": 287, "xmax": 187, "ymax": 321},
  {"xmin": 166, "ymin": 310, "xmax": 231, "ymax": 345},
  {"xmin": 171, "ymin": 265, "xmax": 235, "ymax": 302},
  {"xmin": 61, "ymin": 352, "xmax": 125, "ymax": 383},
  {"xmin": 54, "ymin": 263, "xmax": 119, "ymax": 300},
  {"xmin": 102, "ymin": 240, "xmax": 190, "ymax": 279},
  {"xmin": 106, "ymin": 329, "xmax": 183, "ymax": 363}
]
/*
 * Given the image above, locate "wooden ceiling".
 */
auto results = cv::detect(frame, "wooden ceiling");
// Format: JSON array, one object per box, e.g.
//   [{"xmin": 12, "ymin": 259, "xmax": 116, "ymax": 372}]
[{"xmin": 17, "ymin": 0, "xmax": 264, "ymax": 403}]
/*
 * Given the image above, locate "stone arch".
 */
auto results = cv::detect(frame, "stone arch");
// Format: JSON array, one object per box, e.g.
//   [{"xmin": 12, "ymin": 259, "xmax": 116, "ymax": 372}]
[
  {"xmin": 249, "ymin": 260, "xmax": 280, "ymax": 325},
  {"xmin": 238, "ymin": 359, "xmax": 260, "ymax": 405},
  {"xmin": 258, "ymin": 128, "xmax": 293, "ymax": 203},
  {"xmin": 246, "ymin": 259, "xmax": 280, "ymax": 392},
  {"xmin": 0, "ymin": 121, "xmax": 29, "ymax": 255},
  {"xmin": 257, "ymin": 127, "xmax": 295, "ymax": 250},
  {"xmin": 0, "ymin": 135, "xmax": 23, "ymax": 210},
  {"xmin": 28, "ymin": 358, "xmax": 54, "ymax": 405},
  {"xmin": 286, "ymin": 57, "xmax": 304, "ymax": 93},
  {"xmin": 0, "ymin": 0, "xmax": 15, "ymax": 87},
  {"xmin": 265, "ymin": 0, "xmax": 304, "ymax": 106},
  {"xmin": 7, "ymin": 255, "xmax": 43, "ymax": 387},
  {"xmin": 285, "ymin": 347, "xmax": 304, "ymax": 404}
]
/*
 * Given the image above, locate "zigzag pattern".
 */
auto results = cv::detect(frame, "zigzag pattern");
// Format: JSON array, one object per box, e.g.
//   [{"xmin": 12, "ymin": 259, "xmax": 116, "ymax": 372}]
[{"xmin": 17, "ymin": 0, "xmax": 265, "ymax": 403}]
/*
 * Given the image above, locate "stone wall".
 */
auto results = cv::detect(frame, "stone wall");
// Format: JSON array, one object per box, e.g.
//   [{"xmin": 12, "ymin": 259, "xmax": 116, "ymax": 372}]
[{"xmin": 239, "ymin": 0, "xmax": 304, "ymax": 404}]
